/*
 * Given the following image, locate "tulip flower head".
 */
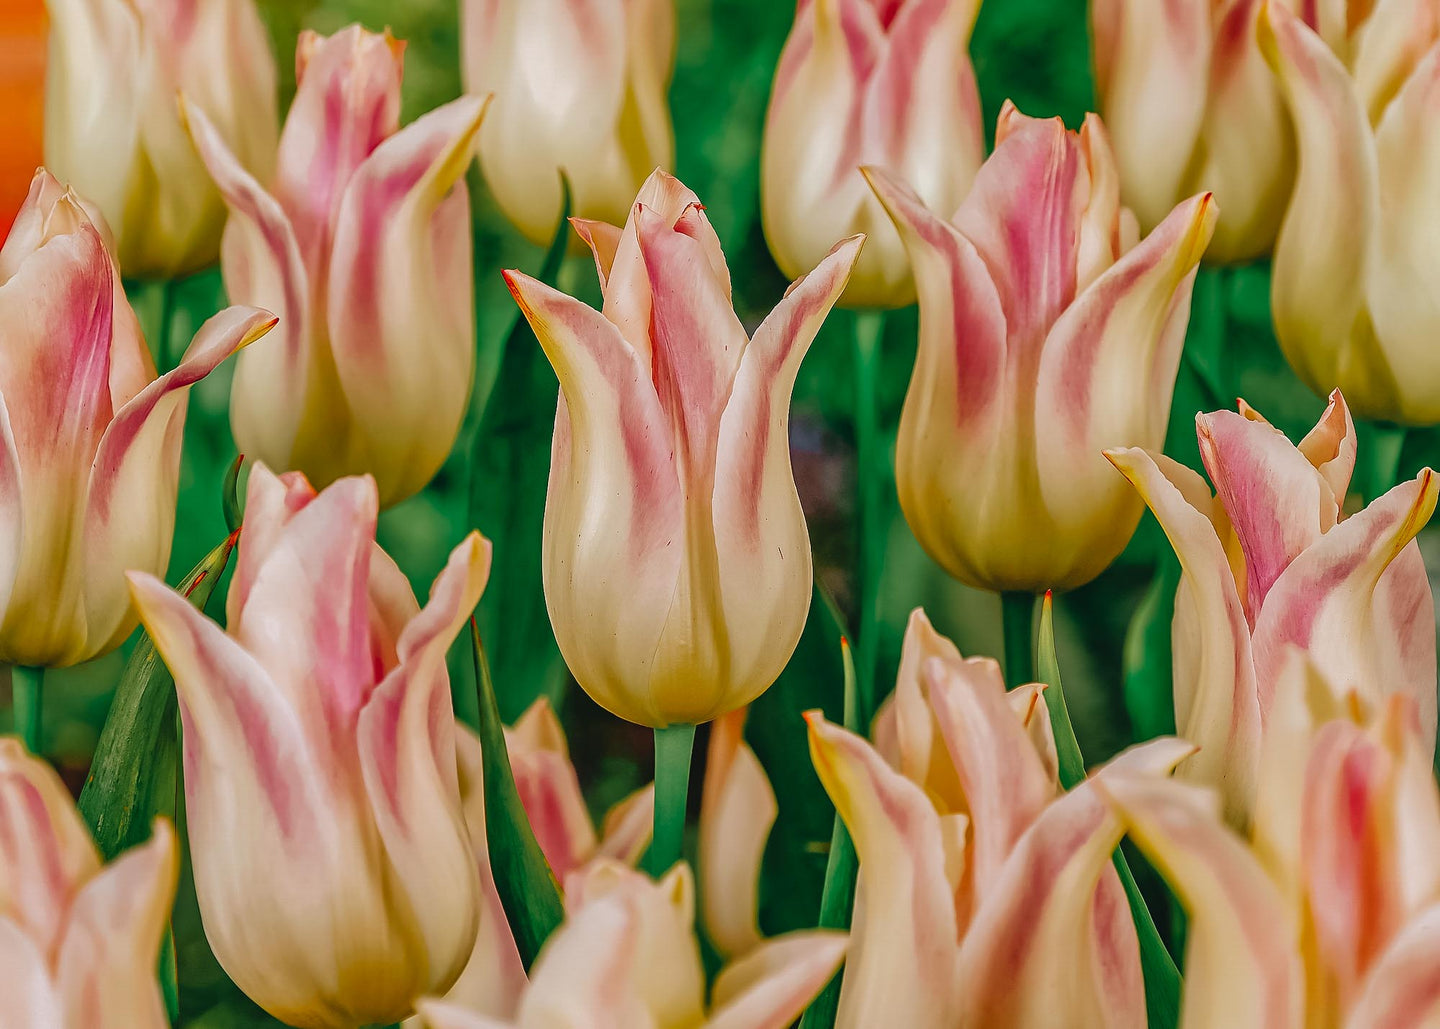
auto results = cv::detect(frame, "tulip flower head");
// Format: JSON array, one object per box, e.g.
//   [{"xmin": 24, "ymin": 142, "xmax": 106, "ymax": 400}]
[
  {"xmin": 0, "ymin": 170, "xmax": 274, "ymax": 668},
  {"xmin": 868, "ymin": 103, "xmax": 1216, "ymax": 593},
  {"xmin": 462, "ymin": 0, "xmax": 675, "ymax": 244},
  {"xmin": 1262, "ymin": 1, "xmax": 1440, "ymax": 424},
  {"xmin": 129, "ymin": 465, "xmax": 491, "ymax": 1029},
  {"xmin": 43, "ymin": 0, "xmax": 278, "ymax": 277},
  {"xmin": 1092, "ymin": 0, "xmax": 1293, "ymax": 263},
  {"xmin": 0, "ymin": 740, "xmax": 178, "ymax": 1029},
  {"xmin": 1107, "ymin": 391, "xmax": 1438, "ymax": 825},
  {"xmin": 763, "ymin": 0, "xmax": 986, "ymax": 308},
  {"xmin": 186, "ymin": 25, "xmax": 487, "ymax": 507},
  {"xmin": 506, "ymin": 169, "xmax": 863, "ymax": 727},
  {"xmin": 417, "ymin": 861, "xmax": 848, "ymax": 1029}
]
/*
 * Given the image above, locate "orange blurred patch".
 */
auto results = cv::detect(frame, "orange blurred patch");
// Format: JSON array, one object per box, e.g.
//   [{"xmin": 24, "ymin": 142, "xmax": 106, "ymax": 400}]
[{"xmin": 0, "ymin": 1, "xmax": 46, "ymax": 236}]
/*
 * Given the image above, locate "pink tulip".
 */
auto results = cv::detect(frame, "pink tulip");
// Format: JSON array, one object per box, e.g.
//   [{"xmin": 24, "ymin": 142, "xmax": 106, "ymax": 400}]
[
  {"xmin": 185, "ymin": 25, "xmax": 487, "ymax": 506},
  {"xmin": 0, "ymin": 169, "xmax": 273, "ymax": 667},
  {"xmin": 762, "ymin": 0, "xmax": 987, "ymax": 308},
  {"xmin": 868, "ymin": 103, "xmax": 1216, "ymax": 592},
  {"xmin": 1106, "ymin": 391, "xmax": 1437, "ymax": 824},
  {"xmin": 506, "ymin": 169, "xmax": 863, "ymax": 727},
  {"xmin": 128, "ymin": 465, "xmax": 490, "ymax": 1029},
  {"xmin": 0, "ymin": 740, "xmax": 177, "ymax": 1029}
]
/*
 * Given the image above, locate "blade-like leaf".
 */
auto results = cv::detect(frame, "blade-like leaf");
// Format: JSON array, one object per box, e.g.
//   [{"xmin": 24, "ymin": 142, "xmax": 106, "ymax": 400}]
[
  {"xmin": 1038, "ymin": 593, "xmax": 1181, "ymax": 1029},
  {"xmin": 468, "ymin": 175, "xmax": 573, "ymax": 721},
  {"xmin": 470, "ymin": 618, "xmax": 565, "ymax": 968},
  {"xmin": 222, "ymin": 453, "xmax": 245, "ymax": 536}
]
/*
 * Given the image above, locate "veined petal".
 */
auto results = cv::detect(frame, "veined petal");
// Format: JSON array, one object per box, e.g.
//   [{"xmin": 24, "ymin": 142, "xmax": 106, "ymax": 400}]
[
  {"xmin": 705, "ymin": 931, "xmax": 849, "ymax": 1029},
  {"xmin": 328, "ymin": 94, "xmax": 486, "ymax": 506},
  {"xmin": 1343, "ymin": 904, "xmax": 1440, "ymax": 1029},
  {"xmin": 805, "ymin": 712, "xmax": 959, "ymax": 1029},
  {"xmin": 700, "ymin": 708, "xmax": 777, "ymax": 958}
]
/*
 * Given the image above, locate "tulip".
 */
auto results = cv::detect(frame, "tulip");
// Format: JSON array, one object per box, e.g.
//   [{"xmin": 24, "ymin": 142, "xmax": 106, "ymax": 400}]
[
  {"xmin": 128, "ymin": 465, "xmax": 490, "ymax": 1029},
  {"xmin": 762, "ymin": 0, "xmax": 986, "ymax": 308},
  {"xmin": 867, "ymin": 104, "xmax": 1216, "ymax": 593},
  {"xmin": 186, "ymin": 26, "xmax": 487, "ymax": 507},
  {"xmin": 801, "ymin": 608, "xmax": 1193, "ymax": 1029},
  {"xmin": 1106, "ymin": 391, "xmax": 1438, "ymax": 825},
  {"xmin": 43, "ymin": 0, "xmax": 277, "ymax": 278},
  {"xmin": 461, "ymin": 0, "xmax": 675, "ymax": 244},
  {"xmin": 0, "ymin": 739, "xmax": 177, "ymax": 1029},
  {"xmin": 417, "ymin": 861, "xmax": 848, "ymax": 1029},
  {"xmin": 506, "ymin": 169, "xmax": 863, "ymax": 727},
  {"xmin": 0, "ymin": 170, "xmax": 273, "ymax": 668},
  {"xmin": 432, "ymin": 700, "xmax": 653, "ymax": 1021},
  {"xmin": 1262, "ymin": 1, "xmax": 1440, "ymax": 424},
  {"xmin": 1091, "ymin": 0, "xmax": 1292, "ymax": 263}
]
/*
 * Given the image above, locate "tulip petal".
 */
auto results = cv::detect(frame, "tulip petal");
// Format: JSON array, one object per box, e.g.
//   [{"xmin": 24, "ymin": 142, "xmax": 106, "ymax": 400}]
[
  {"xmin": 327, "ymin": 94, "xmax": 486, "ymax": 505},
  {"xmin": 0, "ymin": 917, "xmax": 61, "ymax": 1029},
  {"xmin": 1097, "ymin": 773, "xmax": 1304, "ymax": 1029},
  {"xmin": 596, "ymin": 785, "xmax": 656, "ymax": 865},
  {"xmin": 804, "ymin": 711, "xmax": 959, "ymax": 1029},
  {"xmin": 572, "ymin": 216, "xmax": 624, "ymax": 287},
  {"xmin": 705, "ymin": 931, "xmax": 849, "ymax": 1029},
  {"xmin": 890, "ymin": 608, "xmax": 967, "ymax": 805},
  {"xmin": 508, "ymin": 697, "xmax": 600, "ymax": 878},
  {"xmin": 56, "ymin": 822, "xmax": 177, "ymax": 1029},
  {"xmin": 1344, "ymin": 904, "xmax": 1440, "ymax": 1029},
  {"xmin": 700, "ymin": 707, "xmax": 777, "ymax": 958},
  {"xmin": 80, "ymin": 306, "xmax": 276, "ymax": 660},
  {"xmin": 1296, "ymin": 390, "xmax": 1357, "ymax": 521},
  {"xmin": 415, "ymin": 999, "xmax": 513, "ymax": 1029}
]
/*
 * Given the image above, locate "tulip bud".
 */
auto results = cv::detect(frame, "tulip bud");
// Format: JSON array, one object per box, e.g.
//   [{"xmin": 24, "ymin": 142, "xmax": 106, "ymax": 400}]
[
  {"xmin": 128, "ymin": 465, "xmax": 490, "ymax": 1029},
  {"xmin": 1092, "ymin": 0, "xmax": 1293, "ymax": 263},
  {"xmin": 0, "ymin": 170, "xmax": 273, "ymax": 668},
  {"xmin": 762, "ymin": 0, "xmax": 986, "ymax": 308},
  {"xmin": 867, "ymin": 104, "xmax": 1216, "ymax": 593},
  {"xmin": 0, "ymin": 740, "xmax": 178, "ymax": 1029},
  {"xmin": 43, "ymin": 0, "xmax": 277, "ymax": 278},
  {"xmin": 1106, "ymin": 391, "xmax": 1438, "ymax": 825},
  {"xmin": 506, "ymin": 170, "xmax": 863, "ymax": 727},
  {"xmin": 186, "ymin": 26, "xmax": 487, "ymax": 507},
  {"xmin": 461, "ymin": 0, "xmax": 675, "ymax": 244},
  {"xmin": 417, "ymin": 862, "xmax": 848, "ymax": 1029},
  {"xmin": 1262, "ymin": 2, "xmax": 1440, "ymax": 424}
]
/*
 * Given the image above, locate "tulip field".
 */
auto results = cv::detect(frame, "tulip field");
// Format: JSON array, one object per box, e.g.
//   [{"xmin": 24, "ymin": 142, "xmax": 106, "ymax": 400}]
[{"xmin": 7, "ymin": 0, "xmax": 1440, "ymax": 1027}]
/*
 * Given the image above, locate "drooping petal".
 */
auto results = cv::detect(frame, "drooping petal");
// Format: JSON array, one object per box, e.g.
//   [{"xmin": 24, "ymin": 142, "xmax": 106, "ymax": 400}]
[{"xmin": 705, "ymin": 931, "xmax": 849, "ymax": 1029}]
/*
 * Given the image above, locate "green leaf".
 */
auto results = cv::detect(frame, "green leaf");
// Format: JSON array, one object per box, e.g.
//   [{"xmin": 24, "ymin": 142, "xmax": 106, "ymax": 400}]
[
  {"xmin": 222, "ymin": 454, "xmax": 244, "ymax": 536},
  {"xmin": 468, "ymin": 176, "xmax": 573, "ymax": 721},
  {"xmin": 1122, "ymin": 556, "xmax": 1181, "ymax": 742},
  {"xmin": 1038, "ymin": 594, "xmax": 1182, "ymax": 1029},
  {"xmin": 470, "ymin": 618, "xmax": 565, "ymax": 968}
]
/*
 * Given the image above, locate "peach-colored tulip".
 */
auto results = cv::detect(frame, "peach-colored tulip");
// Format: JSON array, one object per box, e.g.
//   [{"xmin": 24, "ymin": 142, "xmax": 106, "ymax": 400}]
[
  {"xmin": 417, "ymin": 861, "xmax": 848, "ymax": 1029},
  {"xmin": 868, "ymin": 103, "xmax": 1216, "ymax": 592},
  {"xmin": 1262, "ymin": 1, "xmax": 1440, "ymax": 424},
  {"xmin": 506, "ymin": 170, "xmax": 863, "ymax": 727},
  {"xmin": 0, "ymin": 740, "xmax": 178, "ymax": 1029},
  {"xmin": 804, "ymin": 609, "xmax": 1193, "ymax": 1029},
  {"xmin": 1106, "ymin": 391, "xmax": 1437, "ymax": 825},
  {"xmin": 461, "ymin": 0, "xmax": 674, "ymax": 244},
  {"xmin": 0, "ymin": 170, "xmax": 273, "ymax": 668},
  {"xmin": 186, "ymin": 26, "xmax": 487, "ymax": 507},
  {"xmin": 43, "ymin": 0, "xmax": 277, "ymax": 277},
  {"xmin": 128, "ymin": 465, "xmax": 490, "ymax": 1029},
  {"xmin": 1092, "ymin": 0, "xmax": 1293, "ymax": 263},
  {"xmin": 762, "ymin": 0, "xmax": 986, "ymax": 308},
  {"xmin": 430, "ymin": 700, "xmax": 654, "ymax": 1022}
]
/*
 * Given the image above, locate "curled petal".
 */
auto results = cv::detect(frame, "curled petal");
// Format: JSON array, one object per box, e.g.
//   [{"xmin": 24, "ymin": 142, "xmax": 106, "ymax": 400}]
[{"xmin": 1296, "ymin": 389, "xmax": 1357, "ymax": 521}]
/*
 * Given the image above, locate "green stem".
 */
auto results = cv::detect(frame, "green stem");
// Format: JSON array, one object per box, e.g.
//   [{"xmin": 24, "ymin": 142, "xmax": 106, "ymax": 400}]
[
  {"xmin": 852, "ymin": 310, "xmax": 886, "ymax": 721},
  {"xmin": 646, "ymin": 723, "xmax": 697, "ymax": 877},
  {"xmin": 12, "ymin": 665, "xmax": 43, "ymax": 755},
  {"xmin": 1364, "ymin": 422, "xmax": 1407, "ymax": 505},
  {"xmin": 1001, "ymin": 592, "xmax": 1036, "ymax": 688}
]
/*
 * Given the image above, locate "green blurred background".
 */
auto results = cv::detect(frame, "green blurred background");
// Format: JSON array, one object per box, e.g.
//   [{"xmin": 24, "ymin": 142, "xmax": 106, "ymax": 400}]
[{"xmin": 12, "ymin": 0, "xmax": 1440, "ymax": 1024}]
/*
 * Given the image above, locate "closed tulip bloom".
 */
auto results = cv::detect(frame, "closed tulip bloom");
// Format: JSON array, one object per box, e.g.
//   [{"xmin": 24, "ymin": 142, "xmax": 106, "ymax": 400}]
[
  {"xmin": 43, "ymin": 0, "xmax": 277, "ymax": 278},
  {"xmin": 1262, "ymin": 1, "xmax": 1440, "ymax": 424},
  {"xmin": 763, "ymin": 0, "xmax": 986, "ymax": 308},
  {"xmin": 186, "ymin": 26, "xmax": 487, "ymax": 507},
  {"xmin": 0, "ymin": 170, "xmax": 273, "ymax": 668},
  {"xmin": 506, "ymin": 170, "xmax": 863, "ymax": 727},
  {"xmin": 1092, "ymin": 0, "xmax": 1292, "ymax": 263},
  {"xmin": 0, "ymin": 741, "xmax": 178, "ymax": 1029},
  {"xmin": 128, "ymin": 465, "xmax": 490, "ymax": 1029},
  {"xmin": 868, "ymin": 104, "xmax": 1216, "ymax": 593},
  {"xmin": 462, "ymin": 0, "xmax": 674, "ymax": 244},
  {"xmin": 417, "ymin": 862, "xmax": 848, "ymax": 1029},
  {"xmin": 1106, "ymin": 391, "xmax": 1438, "ymax": 825}
]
